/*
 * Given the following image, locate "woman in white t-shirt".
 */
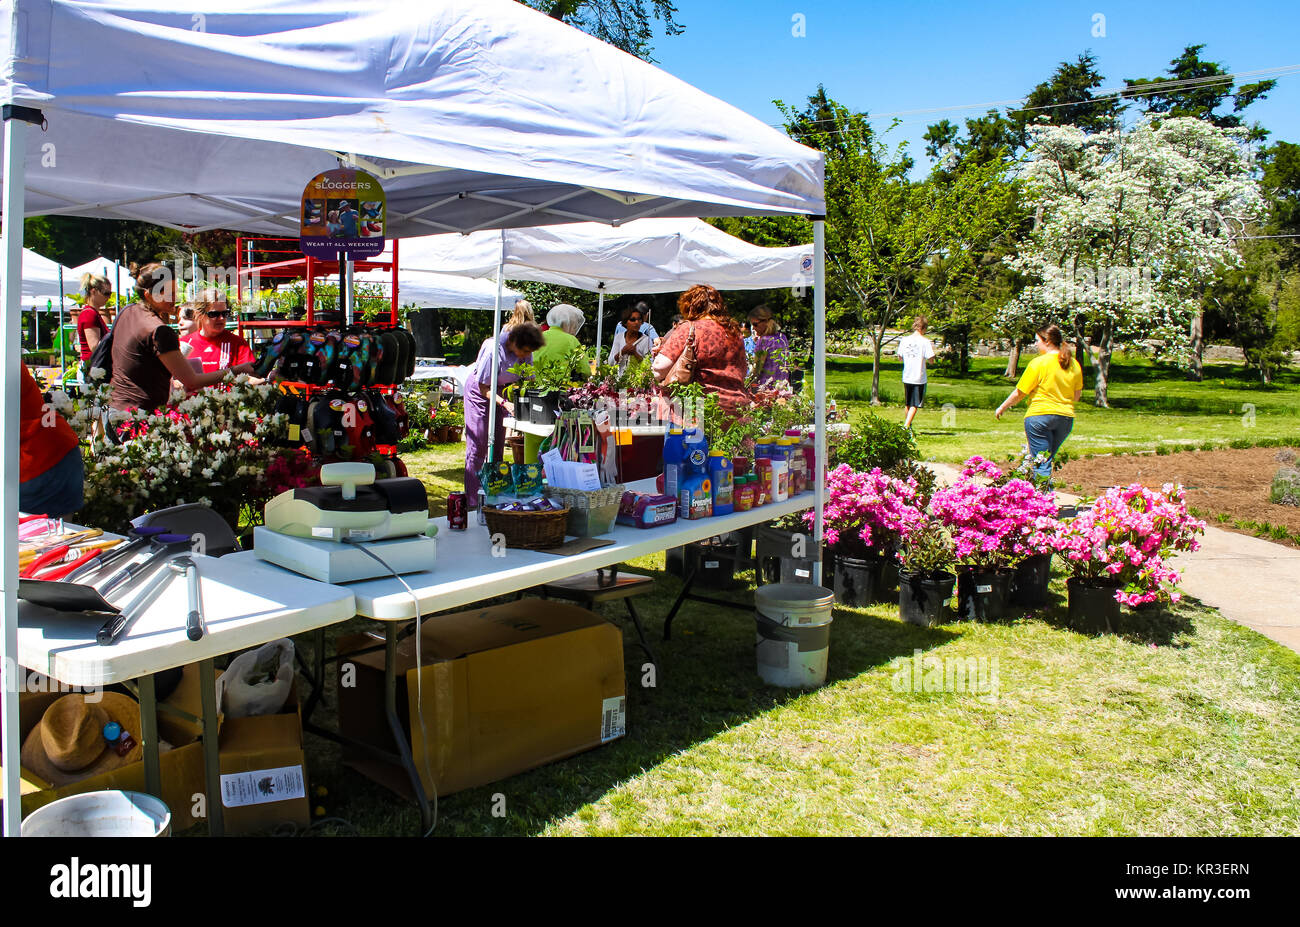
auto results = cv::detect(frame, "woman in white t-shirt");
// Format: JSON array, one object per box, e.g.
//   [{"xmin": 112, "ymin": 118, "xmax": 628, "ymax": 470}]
[{"xmin": 898, "ymin": 316, "xmax": 935, "ymax": 430}]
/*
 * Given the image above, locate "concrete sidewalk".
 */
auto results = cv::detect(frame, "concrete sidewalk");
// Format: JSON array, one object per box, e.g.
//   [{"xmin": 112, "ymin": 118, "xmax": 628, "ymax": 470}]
[{"xmin": 924, "ymin": 462, "xmax": 1300, "ymax": 654}]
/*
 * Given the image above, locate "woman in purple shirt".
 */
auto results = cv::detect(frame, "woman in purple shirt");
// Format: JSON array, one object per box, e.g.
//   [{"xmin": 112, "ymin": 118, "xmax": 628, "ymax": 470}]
[{"xmin": 463, "ymin": 322, "xmax": 545, "ymax": 504}]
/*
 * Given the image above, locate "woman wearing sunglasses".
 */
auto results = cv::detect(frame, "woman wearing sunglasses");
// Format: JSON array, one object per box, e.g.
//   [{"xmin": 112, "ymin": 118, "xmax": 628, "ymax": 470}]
[{"xmin": 179, "ymin": 289, "xmax": 260, "ymax": 380}]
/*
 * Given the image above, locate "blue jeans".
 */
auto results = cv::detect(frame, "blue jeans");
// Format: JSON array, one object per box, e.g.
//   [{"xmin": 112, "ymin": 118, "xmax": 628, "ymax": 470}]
[
  {"xmin": 20, "ymin": 447, "xmax": 85, "ymax": 518},
  {"xmin": 1023, "ymin": 415, "xmax": 1074, "ymax": 480}
]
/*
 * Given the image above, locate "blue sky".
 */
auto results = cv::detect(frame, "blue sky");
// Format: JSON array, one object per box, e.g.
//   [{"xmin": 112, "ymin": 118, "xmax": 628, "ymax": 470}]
[{"xmin": 651, "ymin": 0, "xmax": 1300, "ymax": 170}]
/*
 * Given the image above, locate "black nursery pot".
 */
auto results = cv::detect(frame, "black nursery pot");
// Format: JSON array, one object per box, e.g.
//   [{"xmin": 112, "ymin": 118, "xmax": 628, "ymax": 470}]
[
  {"xmin": 522, "ymin": 389, "xmax": 564, "ymax": 425},
  {"xmin": 833, "ymin": 554, "xmax": 897, "ymax": 607},
  {"xmin": 1010, "ymin": 553, "xmax": 1053, "ymax": 608},
  {"xmin": 956, "ymin": 567, "xmax": 1015, "ymax": 621},
  {"xmin": 898, "ymin": 570, "xmax": 956, "ymax": 627},
  {"xmin": 1067, "ymin": 577, "xmax": 1122, "ymax": 633}
]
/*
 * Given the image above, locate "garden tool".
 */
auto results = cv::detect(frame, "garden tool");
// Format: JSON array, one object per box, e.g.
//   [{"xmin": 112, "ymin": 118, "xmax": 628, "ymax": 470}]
[
  {"xmin": 96, "ymin": 557, "xmax": 183, "ymax": 646},
  {"xmin": 63, "ymin": 525, "xmax": 171, "ymax": 585},
  {"xmin": 20, "ymin": 528, "xmax": 102, "ymax": 566},
  {"xmin": 23, "ymin": 537, "xmax": 123, "ymax": 579},
  {"xmin": 94, "ymin": 533, "xmax": 193, "ymax": 599},
  {"xmin": 169, "ymin": 556, "xmax": 204, "ymax": 641}
]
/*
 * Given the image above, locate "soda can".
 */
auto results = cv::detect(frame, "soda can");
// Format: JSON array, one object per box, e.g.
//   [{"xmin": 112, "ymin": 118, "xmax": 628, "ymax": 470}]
[{"xmin": 448, "ymin": 491, "xmax": 468, "ymax": 530}]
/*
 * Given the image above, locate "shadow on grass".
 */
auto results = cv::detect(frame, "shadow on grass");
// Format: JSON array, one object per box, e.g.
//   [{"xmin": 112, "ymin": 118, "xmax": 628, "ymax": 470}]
[
  {"xmin": 282, "ymin": 561, "xmax": 959, "ymax": 837},
  {"xmin": 1031, "ymin": 589, "xmax": 1197, "ymax": 648}
]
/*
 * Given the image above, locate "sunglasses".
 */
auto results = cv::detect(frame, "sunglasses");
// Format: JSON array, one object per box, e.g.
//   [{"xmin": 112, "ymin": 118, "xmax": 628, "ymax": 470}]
[
  {"xmin": 627, "ymin": 316, "xmax": 642, "ymax": 323},
  {"xmin": 206, "ymin": 311, "xmax": 230, "ymax": 319}
]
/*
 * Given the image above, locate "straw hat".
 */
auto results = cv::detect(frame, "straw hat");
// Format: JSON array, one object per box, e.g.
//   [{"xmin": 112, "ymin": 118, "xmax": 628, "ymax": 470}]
[{"xmin": 20, "ymin": 692, "xmax": 144, "ymax": 787}]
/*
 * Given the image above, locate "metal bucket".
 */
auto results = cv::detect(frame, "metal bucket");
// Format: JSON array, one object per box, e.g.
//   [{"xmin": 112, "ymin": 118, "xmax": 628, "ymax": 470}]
[
  {"xmin": 22, "ymin": 790, "xmax": 172, "ymax": 837},
  {"xmin": 754, "ymin": 584, "xmax": 834, "ymax": 688}
]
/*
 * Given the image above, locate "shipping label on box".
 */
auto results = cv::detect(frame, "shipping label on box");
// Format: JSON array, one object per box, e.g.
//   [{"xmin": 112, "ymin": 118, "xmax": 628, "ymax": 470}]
[
  {"xmin": 221, "ymin": 764, "xmax": 306, "ymax": 808},
  {"xmin": 601, "ymin": 696, "xmax": 627, "ymax": 743}
]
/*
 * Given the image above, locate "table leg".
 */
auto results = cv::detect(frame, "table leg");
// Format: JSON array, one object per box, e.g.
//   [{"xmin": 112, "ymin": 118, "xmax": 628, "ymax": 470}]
[
  {"xmin": 384, "ymin": 623, "xmax": 433, "ymax": 834},
  {"xmin": 301, "ymin": 626, "xmax": 326, "ymax": 727},
  {"xmin": 137, "ymin": 674, "xmax": 161, "ymax": 798},
  {"xmin": 199, "ymin": 658, "xmax": 224, "ymax": 838},
  {"xmin": 624, "ymin": 598, "xmax": 658, "ymax": 670},
  {"xmin": 663, "ymin": 566, "xmax": 697, "ymax": 641}
]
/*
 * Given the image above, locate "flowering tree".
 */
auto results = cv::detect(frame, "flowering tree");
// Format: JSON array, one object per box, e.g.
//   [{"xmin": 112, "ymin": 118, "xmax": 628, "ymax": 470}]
[
  {"xmin": 929, "ymin": 456, "xmax": 1060, "ymax": 569},
  {"xmin": 1054, "ymin": 483, "xmax": 1205, "ymax": 606},
  {"xmin": 1002, "ymin": 117, "xmax": 1265, "ymax": 406}
]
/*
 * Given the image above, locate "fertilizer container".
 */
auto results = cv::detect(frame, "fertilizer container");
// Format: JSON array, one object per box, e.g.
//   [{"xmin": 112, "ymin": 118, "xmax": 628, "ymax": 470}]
[
  {"xmin": 754, "ymin": 584, "xmax": 835, "ymax": 688},
  {"xmin": 22, "ymin": 791, "xmax": 171, "ymax": 837}
]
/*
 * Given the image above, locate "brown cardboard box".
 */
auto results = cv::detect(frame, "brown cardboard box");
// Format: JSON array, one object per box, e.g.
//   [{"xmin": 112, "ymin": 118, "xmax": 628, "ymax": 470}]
[
  {"xmin": 217, "ymin": 679, "xmax": 310, "ymax": 835},
  {"xmin": 0, "ymin": 689, "xmax": 207, "ymax": 830},
  {"xmin": 337, "ymin": 598, "xmax": 626, "ymax": 798}
]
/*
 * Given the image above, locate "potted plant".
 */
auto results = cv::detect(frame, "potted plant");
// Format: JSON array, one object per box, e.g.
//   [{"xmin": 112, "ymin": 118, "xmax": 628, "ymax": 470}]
[
  {"xmin": 430, "ymin": 403, "xmax": 463, "ymax": 443},
  {"xmin": 512, "ymin": 350, "xmax": 587, "ymax": 425},
  {"xmin": 930, "ymin": 456, "xmax": 1059, "ymax": 620},
  {"xmin": 896, "ymin": 517, "xmax": 957, "ymax": 627},
  {"xmin": 1054, "ymin": 482, "xmax": 1204, "ymax": 633},
  {"xmin": 804, "ymin": 464, "xmax": 924, "ymax": 607}
]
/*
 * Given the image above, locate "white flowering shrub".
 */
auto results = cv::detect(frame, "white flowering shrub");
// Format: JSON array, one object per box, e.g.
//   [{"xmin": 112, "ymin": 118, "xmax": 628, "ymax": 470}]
[{"xmin": 58, "ymin": 375, "xmax": 292, "ymax": 531}]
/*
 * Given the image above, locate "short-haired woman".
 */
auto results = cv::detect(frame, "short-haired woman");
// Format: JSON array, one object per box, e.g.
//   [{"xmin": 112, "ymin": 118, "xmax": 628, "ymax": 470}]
[
  {"xmin": 108, "ymin": 264, "xmax": 244, "ymax": 414},
  {"xmin": 464, "ymin": 321, "xmax": 546, "ymax": 504},
  {"xmin": 994, "ymin": 324, "xmax": 1084, "ymax": 481},
  {"xmin": 180, "ymin": 290, "xmax": 258, "ymax": 377},
  {"xmin": 652, "ymin": 284, "xmax": 749, "ymax": 415}
]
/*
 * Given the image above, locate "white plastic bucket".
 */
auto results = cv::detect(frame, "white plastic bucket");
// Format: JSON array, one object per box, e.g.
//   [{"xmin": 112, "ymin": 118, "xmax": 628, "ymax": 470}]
[
  {"xmin": 755, "ymin": 584, "xmax": 834, "ymax": 688},
  {"xmin": 21, "ymin": 790, "xmax": 172, "ymax": 837}
]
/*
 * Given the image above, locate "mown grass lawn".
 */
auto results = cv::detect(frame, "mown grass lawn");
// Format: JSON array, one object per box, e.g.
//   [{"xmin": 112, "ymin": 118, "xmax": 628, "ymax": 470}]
[
  {"xmin": 273, "ymin": 442, "xmax": 1300, "ymax": 838},
  {"xmin": 826, "ymin": 353, "xmax": 1300, "ymax": 464}
]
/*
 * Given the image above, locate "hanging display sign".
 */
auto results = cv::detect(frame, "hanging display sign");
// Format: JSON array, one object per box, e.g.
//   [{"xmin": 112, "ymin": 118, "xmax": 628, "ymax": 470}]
[{"xmin": 300, "ymin": 169, "xmax": 386, "ymax": 258}]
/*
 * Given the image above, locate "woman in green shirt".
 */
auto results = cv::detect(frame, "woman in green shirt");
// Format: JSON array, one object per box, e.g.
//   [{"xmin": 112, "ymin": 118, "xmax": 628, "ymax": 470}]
[{"xmin": 524, "ymin": 304, "xmax": 586, "ymax": 462}]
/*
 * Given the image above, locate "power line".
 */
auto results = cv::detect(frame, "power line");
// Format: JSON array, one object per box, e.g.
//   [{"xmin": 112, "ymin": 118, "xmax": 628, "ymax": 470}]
[{"xmin": 774, "ymin": 63, "xmax": 1299, "ymax": 131}]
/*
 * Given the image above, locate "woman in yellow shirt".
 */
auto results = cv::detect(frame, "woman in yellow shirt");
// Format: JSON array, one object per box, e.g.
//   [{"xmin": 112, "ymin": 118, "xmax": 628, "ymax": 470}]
[{"xmin": 994, "ymin": 324, "xmax": 1084, "ymax": 481}]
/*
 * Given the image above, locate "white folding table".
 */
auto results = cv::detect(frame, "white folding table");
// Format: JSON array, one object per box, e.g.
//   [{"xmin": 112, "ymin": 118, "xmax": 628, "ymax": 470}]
[
  {"xmin": 17, "ymin": 550, "xmax": 356, "ymax": 836},
  {"xmin": 229, "ymin": 478, "xmax": 816, "ymax": 830}
]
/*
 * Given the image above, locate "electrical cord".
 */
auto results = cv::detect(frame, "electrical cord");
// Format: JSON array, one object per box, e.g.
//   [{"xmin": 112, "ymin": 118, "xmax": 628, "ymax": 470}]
[{"xmin": 342, "ymin": 537, "xmax": 439, "ymax": 837}]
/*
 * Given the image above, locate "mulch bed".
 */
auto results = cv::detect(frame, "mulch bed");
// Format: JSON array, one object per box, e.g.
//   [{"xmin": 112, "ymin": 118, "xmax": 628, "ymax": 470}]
[{"xmin": 1057, "ymin": 446, "xmax": 1300, "ymax": 548}]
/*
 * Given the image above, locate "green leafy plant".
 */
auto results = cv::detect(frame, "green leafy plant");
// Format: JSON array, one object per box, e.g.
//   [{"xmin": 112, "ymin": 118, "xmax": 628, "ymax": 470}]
[
  {"xmin": 828, "ymin": 411, "xmax": 918, "ymax": 473},
  {"xmin": 896, "ymin": 518, "xmax": 955, "ymax": 578}
]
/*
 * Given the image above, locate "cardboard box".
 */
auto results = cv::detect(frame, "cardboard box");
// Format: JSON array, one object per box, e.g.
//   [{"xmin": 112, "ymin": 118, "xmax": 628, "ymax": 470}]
[
  {"xmin": 217, "ymin": 679, "xmax": 310, "ymax": 835},
  {"xmin": 337, "ymin": 598, "xmax": 626, "ymax": 798},
  {"xmin": 0, "ymin": 689, "xmax": 206, "ymax": 831}
]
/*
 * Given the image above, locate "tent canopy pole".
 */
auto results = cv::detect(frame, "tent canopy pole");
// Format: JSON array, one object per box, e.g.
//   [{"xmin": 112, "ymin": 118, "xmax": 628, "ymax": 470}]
[
  {"xmin": 484, "ymin": 231, "xmax": 507, "ymax": 486},
  {"xmin": 813, "ymin": 218, "xmax": 826, "ymax": 586},
  {"xmin": 595, "ymin": 287, "xmax": 605, "ymax": 364},
  {"xmin": 2, "ymin": 112, "xmax": 36, "ymax": 838}
]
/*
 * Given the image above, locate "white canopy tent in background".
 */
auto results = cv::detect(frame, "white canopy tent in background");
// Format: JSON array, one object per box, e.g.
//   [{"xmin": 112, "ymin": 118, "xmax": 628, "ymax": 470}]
[
  {"xmin": 399, "ymin": 218, "xmax": 815, "ymax": 348},
  {"xmin": 0, "ymin": 0, "xmax": 827, "ymax": 836},
  {"xmin": 351, "ymin": 271, "xmax": 524, "ymax": 313},
  {"xmin": 65, "ymin": 256, "xmax": 136, "ymax": 300},
  {"xmin": 8, "ymin": 247, "xmax": 73, "ymax": 304}
]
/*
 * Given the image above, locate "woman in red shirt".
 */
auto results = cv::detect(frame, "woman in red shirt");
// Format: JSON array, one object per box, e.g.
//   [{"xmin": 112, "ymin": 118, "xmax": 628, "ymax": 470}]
[
  {"xmin": 652, "ymin": 284, "xmax": 749, "ymax": 415},
  {"xmin": 20, "ymin": 364, "xmax": 83, "ymax": 517},
  {"xmin": 76, "ymin": 273, "xmax": 112, "ymax": 363},
  {"xmin": 179, "ymin": 290, "xmax": 260, "ymax": 379}
]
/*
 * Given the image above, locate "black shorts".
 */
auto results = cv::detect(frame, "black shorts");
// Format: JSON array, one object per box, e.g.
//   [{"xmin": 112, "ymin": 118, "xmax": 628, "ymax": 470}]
[{"xmin": 904, "ymin": 383, "xmax": 926, "ymax": 408}]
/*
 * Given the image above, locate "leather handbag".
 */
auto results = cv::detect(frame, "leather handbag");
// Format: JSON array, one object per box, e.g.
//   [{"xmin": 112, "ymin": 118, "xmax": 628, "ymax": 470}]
[{"xmin": 662, "ymin": 322, "xmax": 697, "ymax": 385}]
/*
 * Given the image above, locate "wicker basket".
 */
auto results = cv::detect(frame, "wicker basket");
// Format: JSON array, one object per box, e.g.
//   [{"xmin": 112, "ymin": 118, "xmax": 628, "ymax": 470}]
[
  {"xmin": 482, "ymin": 504, "xmax": 570, "ymax": 550},
  {"xmin": 546, "ymin": 484, "xmax": 626, "ymax": 537}
]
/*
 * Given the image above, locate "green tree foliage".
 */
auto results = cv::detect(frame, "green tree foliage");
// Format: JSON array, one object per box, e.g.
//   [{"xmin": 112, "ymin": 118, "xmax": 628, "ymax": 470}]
[
  {"xmin": 780, "ymin": 88, "xmax": 1016, "ymax": 404},
  {"xmin": 1124, "ymin": 44, "xmax": 1276, "ymax": 141},
  {"xmin": 522, "ymin": 0, "xmax": 683, "ymax": 60}
]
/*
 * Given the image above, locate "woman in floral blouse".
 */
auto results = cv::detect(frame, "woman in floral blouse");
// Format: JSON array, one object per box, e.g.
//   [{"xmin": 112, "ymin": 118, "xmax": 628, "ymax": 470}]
[
  {"xmin": 745, "ymin": 304, "xmax": 790, "ymax": 385},
  {"xmin": 652, "ymin": 284, "xmax": 749, "ymax": 415}
]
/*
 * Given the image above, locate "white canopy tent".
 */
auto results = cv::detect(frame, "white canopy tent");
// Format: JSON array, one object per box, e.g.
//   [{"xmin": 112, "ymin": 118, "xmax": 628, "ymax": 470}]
[
  {"xmin": 8, "ymin": 247, "xmax": 73, "ymax": 305},
  {"xmin": 0, "ymin": 0, "xmax": 828, "ymax": 836},
  {"xmin": 352, "ymin": 271, "xmax": 524, "ymax": 313},
  {"xmin": 398, "ymin": 218, "xmax": 815, "ymax": 347},
  {"xmin": 65, "ymin": 256, "xmax": 136, "ymax": 300}
]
